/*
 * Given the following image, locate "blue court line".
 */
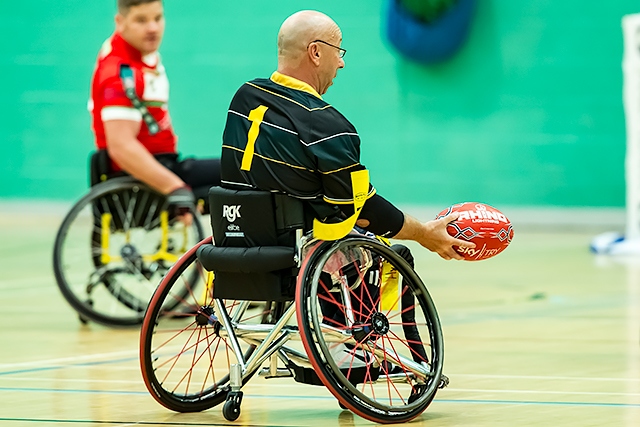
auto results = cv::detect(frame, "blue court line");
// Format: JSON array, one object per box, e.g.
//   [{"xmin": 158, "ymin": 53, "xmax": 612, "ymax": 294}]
[{"xmin": 1, "ymin": 386, "xmax": 639, "ymax": 409}]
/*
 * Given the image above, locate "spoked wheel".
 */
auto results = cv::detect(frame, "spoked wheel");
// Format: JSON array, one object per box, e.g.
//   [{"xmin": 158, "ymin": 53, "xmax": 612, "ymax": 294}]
[
  {"xmin": 296, "ymin": 237, "xmax": 444, "ymax": 424},
  {"xmin": 53, "ymin": 177, "xmax": 204, "ymax": 327},
  {"xmin": 140, "ymin": 237, "xmax": 274, "ymax": 413}
]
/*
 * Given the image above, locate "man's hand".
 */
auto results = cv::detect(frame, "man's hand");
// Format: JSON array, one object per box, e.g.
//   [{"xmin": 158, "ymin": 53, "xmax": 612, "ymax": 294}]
[
  {"xmin": 166, "ymin": 186, "xmax": 196, "ymax": 226},
  {"xmin": 393, "ymin": 212, "xmax": 476, "ymax": 261},
  {"xmin": 420, "ymin": 212, "xmax": 475, "ymax": 260}
]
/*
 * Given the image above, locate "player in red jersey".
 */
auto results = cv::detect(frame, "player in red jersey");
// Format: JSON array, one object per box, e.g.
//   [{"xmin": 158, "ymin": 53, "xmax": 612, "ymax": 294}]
[{"xmin": 89, "ymin": 0, "xmax": 220, "ymax": 215}]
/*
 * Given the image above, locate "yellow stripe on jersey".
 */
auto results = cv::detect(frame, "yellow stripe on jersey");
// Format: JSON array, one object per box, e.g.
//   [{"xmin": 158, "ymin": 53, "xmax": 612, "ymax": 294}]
[
  {"xmin": 323, "ymin": 187, "xmax": 376, "ymax": 205},
  {"xmin": 247, "ymin": 83, "xmax": 333, "ymax": 112},
  {"xmin": 241, "ymin": 105, "xmax": 269, "ymax": 171},
  {"xmin": 223, "ymin": 145, "xmax": 315, "ymax": 172},
  {"xmin": 318, "ymin": 163, "xmax": 361, "ymax": 175}
]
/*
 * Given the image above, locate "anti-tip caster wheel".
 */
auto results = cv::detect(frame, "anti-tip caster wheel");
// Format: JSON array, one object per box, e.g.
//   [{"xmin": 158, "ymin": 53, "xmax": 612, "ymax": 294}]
[{"xmin": 222, "ymin": 391, "xmax": 243, "ymax": 421}]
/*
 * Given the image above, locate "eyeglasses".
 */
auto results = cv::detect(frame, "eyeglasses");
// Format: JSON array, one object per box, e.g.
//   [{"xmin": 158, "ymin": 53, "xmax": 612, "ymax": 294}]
[{"xmin": 309, "ymin": 39, "xmax": 347, "ymax": 58}]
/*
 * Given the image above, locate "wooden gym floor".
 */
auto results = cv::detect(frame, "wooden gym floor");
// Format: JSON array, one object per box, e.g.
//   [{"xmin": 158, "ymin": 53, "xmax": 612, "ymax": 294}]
[{"xmin": 0, "ymin": 204, "xmax": 638, "ymax": 426}]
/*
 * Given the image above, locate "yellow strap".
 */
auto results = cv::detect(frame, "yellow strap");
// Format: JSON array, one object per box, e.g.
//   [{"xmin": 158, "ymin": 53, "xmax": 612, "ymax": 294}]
[
  {"xmin": 241, "ymin": 105, "xmax": 269, "ymax": 171},
  {"xmin": 313, "ymin": 169, "xmax": 369, "ymax": 241},
  {"xmin": 380, "ymin": 261, "xmax": 400, "ymax": 311},
  {"xmin": 100, "ymin": 213, "xmax": 112, "ymax": 264}
]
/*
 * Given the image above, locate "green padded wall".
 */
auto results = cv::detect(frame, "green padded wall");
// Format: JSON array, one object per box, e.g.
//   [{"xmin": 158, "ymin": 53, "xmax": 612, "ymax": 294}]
[{"xmin": 1, "ymin": 0, "xmax": 636, "ymax": 207}]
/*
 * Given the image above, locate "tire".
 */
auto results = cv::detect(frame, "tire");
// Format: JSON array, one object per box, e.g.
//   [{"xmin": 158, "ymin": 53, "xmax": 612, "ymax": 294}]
[
  {"xmin": 296, "ymin": 236, "xmax": 444, "ymax": 424},
  {"xmin": 53, "ymin": 177, "xmax": 204, "ymax": 327},
  {"xmin": 139, "ymin": 237, "xmax": 269, "ymax": 412}
]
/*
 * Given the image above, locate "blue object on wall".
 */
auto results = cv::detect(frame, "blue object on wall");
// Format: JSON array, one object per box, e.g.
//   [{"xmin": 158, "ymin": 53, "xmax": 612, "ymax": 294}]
[{"xmin": 386, "ymin": 0, "xmax": 476, "ymax": 63}]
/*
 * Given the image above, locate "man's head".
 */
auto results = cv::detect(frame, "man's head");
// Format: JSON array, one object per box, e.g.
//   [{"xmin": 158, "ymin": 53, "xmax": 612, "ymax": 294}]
[
  {"xmin": 116, "ymin": 0, "xmax": 165, "ymax": 56},
  {"xmin": 277, "ymin": 10, "xmax": 345, "ymax": 95}
]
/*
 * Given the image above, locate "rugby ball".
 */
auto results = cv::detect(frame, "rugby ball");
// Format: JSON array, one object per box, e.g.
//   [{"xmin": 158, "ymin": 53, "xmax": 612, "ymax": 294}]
[{"xmin": 436, "ymin": 202, "xmax": 513, "ymax": 261}]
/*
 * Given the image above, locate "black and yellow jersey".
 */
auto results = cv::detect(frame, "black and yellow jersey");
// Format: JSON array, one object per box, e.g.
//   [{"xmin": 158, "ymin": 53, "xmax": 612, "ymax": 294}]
[{"xmin": 221, "ymin": 71, "xmax": 375, "ymax": 223}]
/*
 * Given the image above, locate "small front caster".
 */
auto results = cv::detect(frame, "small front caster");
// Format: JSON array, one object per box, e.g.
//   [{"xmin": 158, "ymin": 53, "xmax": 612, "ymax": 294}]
[
  {"xmin": 223, "ymin": 391, "xmax": 243, "ymax": 421},
  {"xmin": 438, "ymin": 374, "xmax": 450, "ymax": 389}
]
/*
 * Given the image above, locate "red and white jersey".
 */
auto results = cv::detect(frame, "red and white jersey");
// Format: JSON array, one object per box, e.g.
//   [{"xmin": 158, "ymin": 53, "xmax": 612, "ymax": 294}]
[{"xmin": 89, "ymin": 32, "xmax": 176, "ymax": 166}]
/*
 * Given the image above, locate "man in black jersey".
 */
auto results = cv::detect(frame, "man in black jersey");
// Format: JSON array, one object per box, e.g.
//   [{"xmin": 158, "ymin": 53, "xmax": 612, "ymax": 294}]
[{"xmin": 220, "ymin": 10, "xmax": 473, "ymax": 261}]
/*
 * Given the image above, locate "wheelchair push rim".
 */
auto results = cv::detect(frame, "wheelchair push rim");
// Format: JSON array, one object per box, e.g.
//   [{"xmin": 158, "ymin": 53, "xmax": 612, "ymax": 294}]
[
  {"xmin": 140, "ymin": 236, "xmax": 270, "ymax": 413},
  {"xmin": 296, "ymin": 237, "xmax": 444, "ymax": 424}
]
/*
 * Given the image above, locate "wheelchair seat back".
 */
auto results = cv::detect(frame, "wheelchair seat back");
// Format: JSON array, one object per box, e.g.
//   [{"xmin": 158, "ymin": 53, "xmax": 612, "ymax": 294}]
[
  {"xmin": 196, "ymin": 186, "xmax": 305, "ymax": 301},
  {"xmin": 89, "ymin": 150, "xmax": 166, "ymax": 231},
  {"xmin": 89, "ymin": 150, "xmax": 112, "ymax": 187}
]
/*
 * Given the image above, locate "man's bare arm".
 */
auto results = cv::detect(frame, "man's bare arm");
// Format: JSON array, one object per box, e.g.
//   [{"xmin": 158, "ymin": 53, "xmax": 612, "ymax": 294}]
[
  {"xmin": 357, "ymin": 212, "xmax": 475, "ymax": 261},
  {"xmin": 104, "ymin": 119, "xmax": 184, "ymax": 195}
]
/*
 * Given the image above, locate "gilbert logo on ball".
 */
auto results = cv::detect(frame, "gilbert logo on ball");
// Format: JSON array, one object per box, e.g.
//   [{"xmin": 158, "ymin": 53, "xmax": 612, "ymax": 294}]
[{"xmin": 436, "ymin": 202, "xmax": 514, "ymax": 261}]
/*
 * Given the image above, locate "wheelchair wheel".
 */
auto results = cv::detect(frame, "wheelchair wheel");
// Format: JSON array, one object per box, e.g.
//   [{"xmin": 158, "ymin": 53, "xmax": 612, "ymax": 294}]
[
  {"xmin": 53, "ymin": 177, "xmax": 204, "ymax": 327},
  {"xmin": 140, "ymin": 237, "xmax": 272, "ymax": 412},
  {"xmin": 296, "ymin": 237, "xmax": 444, "ymax": 424}
]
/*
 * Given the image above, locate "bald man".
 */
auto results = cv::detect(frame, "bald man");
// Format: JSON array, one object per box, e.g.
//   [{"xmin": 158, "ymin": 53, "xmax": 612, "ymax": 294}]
[{"xmin": 220, "ymin": 10, "xmax": 473, "ymax": 260}]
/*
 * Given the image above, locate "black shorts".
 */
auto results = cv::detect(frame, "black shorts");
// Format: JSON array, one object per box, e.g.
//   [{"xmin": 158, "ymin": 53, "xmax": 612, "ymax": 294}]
[
  {"xmin": 149, "ymin": 154, "xmax": 221, "ymax": 215},
  {"xmin": 90, "ymin": 151, "xmax": 221, "ymax": 215}
]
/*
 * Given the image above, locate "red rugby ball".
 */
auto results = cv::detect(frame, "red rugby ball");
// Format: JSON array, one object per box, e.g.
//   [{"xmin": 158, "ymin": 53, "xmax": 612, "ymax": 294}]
[{"xmin": 436, "ymin": 202, "xmax": 513, "ymax": 261}]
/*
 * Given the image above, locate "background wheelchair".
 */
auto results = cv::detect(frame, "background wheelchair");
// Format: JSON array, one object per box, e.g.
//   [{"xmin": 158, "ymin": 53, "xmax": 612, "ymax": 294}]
[
  {"xmin": 139, "ymin": 187, "xmax": 447, "ymax": 424},
  {"xmin": 52, "ymin": 151, "xmax": 205, "ymax": 327}
]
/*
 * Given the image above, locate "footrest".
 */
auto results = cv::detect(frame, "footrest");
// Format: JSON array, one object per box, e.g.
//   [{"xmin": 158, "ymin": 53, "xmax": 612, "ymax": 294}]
[{"xmin": 289, "ymin": 363, "xmax": 380, "ymax": 386}]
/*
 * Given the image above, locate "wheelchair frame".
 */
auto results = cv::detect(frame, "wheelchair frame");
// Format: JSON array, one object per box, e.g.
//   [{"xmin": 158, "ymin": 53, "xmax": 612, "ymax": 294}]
[
  {"xmin": 53, "ymin": 175, "xmax": 205, "ymax": 327},
  {"xmin": 139, "ymin": 187, "xmax": 447, "ymax": 424}
]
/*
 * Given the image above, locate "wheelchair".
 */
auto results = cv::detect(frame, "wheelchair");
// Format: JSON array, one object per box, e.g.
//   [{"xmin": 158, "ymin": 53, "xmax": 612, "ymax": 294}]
[
  {"xmin": 139, "ymin": 186, "xmax": 447, "ymax": 424},
  {"xmin": 52, "ymin": 151, "xmax": 205, "ymax": 327}
]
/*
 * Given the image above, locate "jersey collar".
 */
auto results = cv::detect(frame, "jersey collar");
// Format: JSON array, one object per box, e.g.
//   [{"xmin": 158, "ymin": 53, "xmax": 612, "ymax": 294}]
[{"xmin": 270, "ymin": 71, "xmax": 322, "ymax": 99}]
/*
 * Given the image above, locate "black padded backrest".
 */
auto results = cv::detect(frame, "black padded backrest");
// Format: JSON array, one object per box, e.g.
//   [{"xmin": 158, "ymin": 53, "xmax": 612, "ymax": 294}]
[
  {"xmin": 89, "ymin": 150, "xmax": 111, "ymax": 187},
  {"xmin": 204, "ymin": 186, "xmax": 302, "ymax": 302},
  {"xmin": 209, "ymin": 187, "xmax": 278, "ymax": 247}
]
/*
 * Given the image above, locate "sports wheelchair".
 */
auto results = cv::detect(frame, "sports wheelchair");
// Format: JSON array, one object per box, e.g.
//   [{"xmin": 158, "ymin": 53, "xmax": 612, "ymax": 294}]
[
  {"xmin": 139, "ymin": 186, "xmax": 448, "ymax": 423},
  {"xmin": 52, "ymin": 151, "xmax": 205, "ymax": 327}
]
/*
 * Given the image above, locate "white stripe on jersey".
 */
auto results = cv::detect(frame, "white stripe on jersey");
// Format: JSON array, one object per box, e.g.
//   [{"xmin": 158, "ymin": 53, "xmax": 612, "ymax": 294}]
[
  {"xmin": 228, "ymin": 110, "xmax": 298, "ymax": 135},
  {"xmin": 300, "ymin": 132, "xmax": 359, "ymax": 147},
  {"xmin": 102, "ymin": 106, "xmax": 142, "ymax": 122}
]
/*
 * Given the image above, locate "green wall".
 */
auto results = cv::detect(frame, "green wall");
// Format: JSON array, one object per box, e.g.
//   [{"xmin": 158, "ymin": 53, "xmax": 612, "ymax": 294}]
[{"xmin": 1, "ymin": 0, "xmax": 635, "ymax": 207}]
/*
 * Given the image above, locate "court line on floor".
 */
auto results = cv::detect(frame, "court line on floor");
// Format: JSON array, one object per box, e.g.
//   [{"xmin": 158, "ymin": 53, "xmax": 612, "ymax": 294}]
[
  {"xmin": 0, "ymin": 349, "xmax": 138, "ymax": 369},
  {"xmin": 3, "ymin": 377, "xmax": 640, "ymax": 399},
  {"xmin": 1, "ymin": 386, "xmax": 640, "ymax": 408},
  {"xmin": 451, "ymin": 373, "xmax": 640, "ymax": 382},
  {"xmin": 445, "ymin": 388, "xmax": 640, "ymax": 397},
  {"xmin": 0, "ymin": 355, "xmax": 138, "ymax": 376},
  {"xmin": 0, "ymin": 418, "xmax": 273, "ymax": 426}
]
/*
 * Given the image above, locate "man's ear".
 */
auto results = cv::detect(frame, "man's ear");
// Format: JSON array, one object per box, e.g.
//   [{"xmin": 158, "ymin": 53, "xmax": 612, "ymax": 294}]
[
  {"xmin": 115, "ymin": 13, "xmax": 123, "ymax": 32},
  {"xmin": 308, "ymin": 43, "xmax": 321, "ymax": 66}
]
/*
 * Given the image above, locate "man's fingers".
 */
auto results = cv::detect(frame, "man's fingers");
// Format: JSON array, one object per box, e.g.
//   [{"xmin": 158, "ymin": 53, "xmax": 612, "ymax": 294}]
[
  {"xmin": 178, "ymin": 212, "xmax": 193, "ymax": 226},
  {"xmin": 453, "ymin": 238, "xmax": 476, "ymax": 249},
  {"xmin": 440, "ymin": 212, "xmax": 460, "ymax": 224}
]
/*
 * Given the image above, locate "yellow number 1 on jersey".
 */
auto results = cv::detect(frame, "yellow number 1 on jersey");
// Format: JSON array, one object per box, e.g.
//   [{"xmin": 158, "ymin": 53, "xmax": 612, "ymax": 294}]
[{"xmin": 240, "ymin": 105, "xmax": 269, "ymax": 171}]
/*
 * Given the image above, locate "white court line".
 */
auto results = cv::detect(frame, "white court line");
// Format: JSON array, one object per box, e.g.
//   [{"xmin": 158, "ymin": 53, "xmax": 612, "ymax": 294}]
[
  {"xmin": 3, "ymin": 374, "xmax": 639, "ymax": 395},
  {"xmin": 0, "ymin": 377, "xmax": 141, "ymax": 385},
  {"xmin": 450, "ymin": 374, "xmax": 640, "ymax": 382},
  {"xmin": 447, "ymin": 388, "xmax": 640, "ymax": 397},
  {"xmin": 2, "ymin": 377, "xmax": 639, "ymax": 400},
  {"xmin": 0, "ymin": 349, "xmax": 138, "ymax": 370}
]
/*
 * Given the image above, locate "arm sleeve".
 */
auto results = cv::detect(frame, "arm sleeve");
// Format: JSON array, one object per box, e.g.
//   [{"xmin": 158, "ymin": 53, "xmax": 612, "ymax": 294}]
[
  {"xmin": 99, "ymin": 67, "xmax": 141, "ymax": 122},
  {"xmin": 359, "ymin": 193, "xmax": 405, "ymax": 238}
]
